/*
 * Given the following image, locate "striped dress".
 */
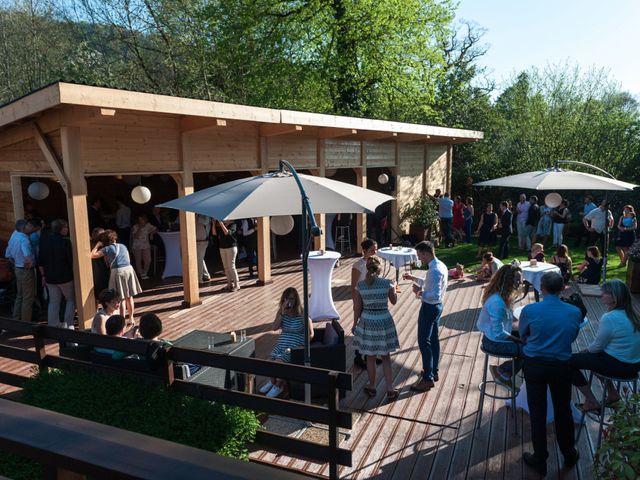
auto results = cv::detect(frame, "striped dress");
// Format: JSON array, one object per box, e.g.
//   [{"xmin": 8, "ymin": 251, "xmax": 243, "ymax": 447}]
[
  {"xmin": 353, "ymin": 277, "xmax": 399, "ymax": 356},
  {"xmin": 269, "ymin": 314, "xmax": 305, "ymax": 363}
]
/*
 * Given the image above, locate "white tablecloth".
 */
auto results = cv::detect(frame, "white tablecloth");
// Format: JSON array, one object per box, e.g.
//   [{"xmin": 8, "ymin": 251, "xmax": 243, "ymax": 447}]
[
  {"xmin": 377, "ymin": 247, "xmax": 418, "ymax": 269},
  {"xmin": 521, "ymin": 261, "xmax": 560, "ymax": 293},
  {"xmin": 158, "ymin": 231, "xmax": 182, "ymax": 279},
  {"xmin": 307, "ymin": 250, "xmax": 341, "ymax": 322}
]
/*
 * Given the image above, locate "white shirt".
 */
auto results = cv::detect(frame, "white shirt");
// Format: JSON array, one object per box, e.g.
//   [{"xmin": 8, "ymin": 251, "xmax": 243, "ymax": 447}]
[
  {"xmin": 5, "ymin": 230, "xmax": 33, "ymax": 268},
  {"xmin": 477, "ymin": 293, "xmax": 513, "ymax": 343},
  {"xmin": 115, "ymin": 204, "xmax": 131, "ymax": 229},
  {"xmin": 516, "ymin": 200, "xmax": 531, "ymax": 223},
  {"xmin": 196, "ymin": 215, "xmax": 211, "ymax": 241},
  {"xmin": 589, "ymin": 309, "xmax": 640, "ymax": 364},
  {"xmin": 241, "ymin": 219, "xmax": 256, "ymax": 236},
  {"xmin": 438, "ymin": 197, "xmax": 454, "ymax": 219},
  {"xmin": 416, "ymin": 258, "xmax": 448, "ymax": 304},
  {"xmin": 584, "ymin": 207, "xmax": 613, "ymax": 234},
  {"xmin": 353, "ymin": 257, "xmax": 367, "ymax": 283}
]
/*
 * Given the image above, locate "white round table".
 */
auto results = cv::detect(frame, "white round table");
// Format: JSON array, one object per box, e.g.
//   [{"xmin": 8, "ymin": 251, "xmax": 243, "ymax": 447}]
[
  {"xmin": 377, "ymin": 247, "xmax": 418, "ymax": 286},
  {"xmin": 307, "ymin": 250, "xmax": 341, "ymax": 322},
  {"xmin": 158, "ymin": 231, "xmax": 182, "ymax": 279},
  {"xmin": 521, "ymin": 261, "xmax": 560, "ymax": 294}
]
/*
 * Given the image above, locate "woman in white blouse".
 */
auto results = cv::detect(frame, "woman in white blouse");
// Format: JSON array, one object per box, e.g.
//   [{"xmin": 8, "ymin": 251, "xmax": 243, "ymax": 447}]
[
  {"xmin": 569, "ymin": 280, "xmax": 640, "ymax": 412},
  {"xmin": 476, "ymin": 264, "xmax": 524, "ymax": 388}
]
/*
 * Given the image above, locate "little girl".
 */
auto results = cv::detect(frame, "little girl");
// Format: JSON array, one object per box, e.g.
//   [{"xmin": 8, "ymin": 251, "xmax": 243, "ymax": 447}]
[
  {"xmin": 550, "ymin": 244, "xmax": 573, "ymax": 284},
  {"xmin": 131, "ymin": 215, "xmax": 157, "ymax": 280},
  {"xmin": 448, "ymin": 263, "xmax": 465, "ymax": 279},
  {"xmin": 528, "ymin": 243, "xmax": 545, "ymax": 262}
]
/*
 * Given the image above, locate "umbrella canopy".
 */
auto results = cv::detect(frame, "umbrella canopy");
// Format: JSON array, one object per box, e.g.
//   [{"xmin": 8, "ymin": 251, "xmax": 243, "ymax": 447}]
[
  {"xmin": 474, "ymin": 168, "xmax": 637, "ymax": 191},
  {"xmin": 159, "ymin": 171, "xmax": 394, "ymax": 219}
]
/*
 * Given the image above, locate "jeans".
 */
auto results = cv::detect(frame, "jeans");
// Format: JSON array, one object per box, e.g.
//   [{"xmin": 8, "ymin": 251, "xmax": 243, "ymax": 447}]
[
  {"xmin": 47, "ymin": 281, "xmax": 75, "ymax": 328},
  {"xmin": 481, "ymin": 335, "xmax": 523, "ymax": 376},
  {"xmin": 418, "ymin": 302, "xmax": 443, "ymax": 381},
  {"xmin": 498, "ymin": 233, "xmax": 511, "ymax": 259},
  {"xmin": 440, "ymin": 218, "xmax": 453, "ymax": 245},
  {"xmin": 517, "ymin": 220, "xmax": 530, "ymax": 249},
  {"xmin": 552, "ymin": 222, "xmax": 565, "ymax": 246},
  {"xmin": 523, "ymin": 356, "xmax": 577, "ymax": 463}
]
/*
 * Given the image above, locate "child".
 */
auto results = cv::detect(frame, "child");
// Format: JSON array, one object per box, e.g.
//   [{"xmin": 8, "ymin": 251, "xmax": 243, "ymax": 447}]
[
  {"xmin": 477, "ymin": 252, "xmax": 503, "ymax": 281},
  {"xmin": 94, "ymin": 314, "xmax": 138, "ymax": 359},
  {"xmin": 449, "ymin": 263, "xmax": 465, "ymax": 279},
  {"xmin": 131, "ymin": 215, "xmax": 157, "ymax": 280},
  {"xmin": 550, "ymin": 244, "xmax": 573, "ymax": 284},
  {"xmin": 528, "ymin": 243, "xmax": 545, "ymax": 262},
  {"xmin": 577, "ymin": 246, "xmax": 603, "ymax": 284},
  {"xmin": 139, "ymin": 312, "xmax": 164, "ymax": 341}
]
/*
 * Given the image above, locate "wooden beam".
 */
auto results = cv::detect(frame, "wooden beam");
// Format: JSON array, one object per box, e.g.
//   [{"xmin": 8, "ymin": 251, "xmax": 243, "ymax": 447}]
[
  {"xmin": 314, "ymin": 139, "xmax": 326, "ymax": 251},
  {"xmin": 177, "ymin": 133, "xmax": 201, "ymax": 307},
  {"xmin": 256, "ymin": 136, "xmax": 272, "ymax": 284},
  {"xmin": 180, "ymin": 116, "xmax": 227, "ymax": 134},
  {"xmin": 259, "ymin": 124, "xmax": 302, "ymax": 137},
  {"xmin": 60, "ymin": 126, "xmax": 95, "ymax": 330},
  {"xmin": 10, "ymin": 176, "xmax": 24, "ymax": 222},
  {"xmin": 33, "ymin": 122, "xmax": 69, "ymax": 195},
  {"xmin": 395, "ymin": 133, "xmax": 430, "ymax": 143},
  {"xmin": 355, "ymin": 144, "xmax": 367, "ymax": 253},
  {"xmin": 354, "ymin": 131, "xmax": 398, "ymax": 142},
  {"xmin": 390, "ymin": 144, "xmax": 400, "ymax": 237},
  {"xmin": 446, "ymin": 143, "xmax": 453, "ymax": 194},
  {"xmin": 317, "ymin": 127, "xmax": 357, "ymax": 139}
]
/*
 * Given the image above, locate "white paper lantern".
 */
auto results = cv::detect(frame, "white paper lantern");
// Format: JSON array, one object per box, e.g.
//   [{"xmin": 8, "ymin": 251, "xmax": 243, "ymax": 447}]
[
  {"xmin": 270, "ymin": 215, "xmax": 295, "ymax": 235},
  {"xmin": 27, "ymin": 181, "xmax": 50, "ymax": 200},
  {"xmin": 378, "ymin": 173, "xmax": 389, "ymax": 185},
  {"xmin": 324, "ymin": 168, "xmax": 337, "ymax": 178},
  {"xmin": 545, "ymin": 192, "xmax": 562, "ymax": 208},
  {"xmin": 131, "ymin": 186, "xmax": 152, "ymax": 204}
]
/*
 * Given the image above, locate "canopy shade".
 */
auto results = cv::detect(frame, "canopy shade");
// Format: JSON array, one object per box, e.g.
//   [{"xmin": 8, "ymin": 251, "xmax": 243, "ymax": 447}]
[
  {"xmin": 474, "ymin": 168, "xmax": 637, "ymax": 191},
  {"xmin": 159, "ymin": 171, "xmax": 394, "ymax": 220}
]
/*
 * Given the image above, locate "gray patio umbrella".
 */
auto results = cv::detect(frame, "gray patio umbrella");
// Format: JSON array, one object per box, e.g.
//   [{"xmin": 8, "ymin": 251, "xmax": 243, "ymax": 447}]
[{"xmin": 474, "ymin": 160, "xmax": 638, "ymax": 281}]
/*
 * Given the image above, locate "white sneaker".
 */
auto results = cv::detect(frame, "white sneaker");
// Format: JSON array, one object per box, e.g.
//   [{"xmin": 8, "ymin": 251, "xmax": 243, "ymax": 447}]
[
  {"xmin": 259, "ymin": 381, "xmax": 274, "ymax": 394},
  {"xmin": 266, "ymin": 385, "xmax": 283, "ymax": 398}
]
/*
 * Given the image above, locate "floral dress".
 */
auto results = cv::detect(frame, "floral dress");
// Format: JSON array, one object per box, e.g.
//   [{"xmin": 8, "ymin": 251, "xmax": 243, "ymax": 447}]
[{"xmin": 353, "ymin": 277, "xmax": 399, "ymax": 356}]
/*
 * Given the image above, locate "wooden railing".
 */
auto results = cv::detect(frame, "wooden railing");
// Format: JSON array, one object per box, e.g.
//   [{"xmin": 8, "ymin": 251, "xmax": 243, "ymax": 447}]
[{"xmin": 0, "ymin": 317, "xmax": 352, "ymax": 479}]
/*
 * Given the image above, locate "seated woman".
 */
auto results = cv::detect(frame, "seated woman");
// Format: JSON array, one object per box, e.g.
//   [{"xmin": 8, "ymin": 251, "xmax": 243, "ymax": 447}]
[
  {"xmin": 527, "ymin": 243, "xmax": 545, "ymax": 262},
  {"xmin": 260, "ymin": 287, "xmax": 314, "ymax": 398},
  {"xmin": 91, "ymin": 288, "xmax": 121, "ymax": 334},
  {"xmin": 476, "ymin": 264, "xmax": 524, "ymax": 388},
  {"xmin": 550, "ymin": 244, "xmax": 573, "ymax": 284},
  {"xmin": 476, "ymin": 252, "xmax": 503, "ymax": 281},
  {"xmin": 569, "ymin": 280, "xmax": 640, "ymax": 412},
  {"xmin": 576, "ymin": 246, "xmax": 603, "ymax": 285}
]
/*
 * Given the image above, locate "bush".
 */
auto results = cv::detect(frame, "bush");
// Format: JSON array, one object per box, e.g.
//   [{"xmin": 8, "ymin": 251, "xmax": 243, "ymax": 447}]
[
  {"xmin": 0, "ymin": 367, "xmax": 260, "ymax": 479},
  {"xmin": 595, "ymin": 393, "xmax": 640, "ymax": 479},
  {"xmin": 401, "ymin": 196, "xmax": 440, "ymax": 229}
]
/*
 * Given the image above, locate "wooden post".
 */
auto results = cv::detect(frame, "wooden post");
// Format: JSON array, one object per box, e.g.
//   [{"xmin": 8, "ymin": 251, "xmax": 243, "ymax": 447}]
[
  {"xmin": 422, "ymin": 143, "xmax": 428, "ymax": 195},
  {"xmin": 314, "ymin": 139, "xmax": 326, "ymax": 251},
  {"xmin": 327, "ymin": 371, "xmax": 340, "ymax": 480},
  {"xmin": 257, "ymin": 136, "xmax": 272, "ymax": 284},
  {"xmin": 10, "ymin": 175, "xmax": 24, "ymax": 222},
  {"xmin": 176, "ymin": 133, "xmax": 201, "ymax": 307},
  {"xmin": 60, "ymin": 126, "xmax": 95, "ymax": 330},
  {"xmin": 390, "ymin": 143, "xmax": 400, "ymax": 239},
  {"xmin": 446, "ymin": 143, "xmax": 453, "ymax": 194},
  {"xmin": 354, "ymin": 167, "xmax": 367, "ymax": 253}
]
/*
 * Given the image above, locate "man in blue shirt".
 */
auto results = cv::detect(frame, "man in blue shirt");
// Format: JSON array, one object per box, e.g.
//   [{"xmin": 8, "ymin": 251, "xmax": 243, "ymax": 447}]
[
  {"xmin": 438, "ymin": 193, "xmax": 454, "ymax": 247},
  {"xmin": 518, "ymin": 271, "xmax": 582, "ymax": 476},
  {"xmin": 5, "ymin": 219, "xmax": 36, "ymax": 323}
]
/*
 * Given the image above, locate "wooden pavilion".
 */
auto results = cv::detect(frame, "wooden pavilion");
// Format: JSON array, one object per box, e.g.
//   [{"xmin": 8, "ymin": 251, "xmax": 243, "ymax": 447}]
[{"xmin": 0, "ymin": 82, "xmax": 483, "ymax": 328}]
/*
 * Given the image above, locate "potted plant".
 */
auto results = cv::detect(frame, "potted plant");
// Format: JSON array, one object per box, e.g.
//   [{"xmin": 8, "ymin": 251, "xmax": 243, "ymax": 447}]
[
  {"xmin": 401, "ymin": 196, "xmax": 440, "ymax": 242},
  {"xmin": 625, "ymin": 239, "xmax": 640, "ymax": 293}
]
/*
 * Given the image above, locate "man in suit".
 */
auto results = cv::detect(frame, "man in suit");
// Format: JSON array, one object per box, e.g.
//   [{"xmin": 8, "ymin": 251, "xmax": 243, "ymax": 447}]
[{"xmin": 498, "ymin": 201, "xmax": 513, "ymax": 259}]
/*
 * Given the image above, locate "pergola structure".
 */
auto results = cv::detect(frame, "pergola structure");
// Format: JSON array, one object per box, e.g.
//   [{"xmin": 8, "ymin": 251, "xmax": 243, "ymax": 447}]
[{"xmin": 0, "ymin": 82, "xmax": 483, "ymax": 328}]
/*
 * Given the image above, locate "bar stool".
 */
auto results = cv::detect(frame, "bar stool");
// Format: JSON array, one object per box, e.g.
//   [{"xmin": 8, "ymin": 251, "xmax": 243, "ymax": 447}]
[
  {"xmin": 336, "ymin": 226, "xmax": 351, "ymax": 254},
  {"xmin": 575, "ymin": 371, "xmax": 639, "ymax": 449},
  {"xmin": 476, "ymin": 345, "xmax": 520, "ymax": 433}
]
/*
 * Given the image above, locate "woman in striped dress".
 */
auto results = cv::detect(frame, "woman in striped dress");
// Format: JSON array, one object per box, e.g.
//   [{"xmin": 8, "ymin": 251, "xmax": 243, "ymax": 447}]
[
  {"xmin": 352, "ymin": 256, "xmax": 400, "ymax": 400},
  {"xmin": 260, "ymin": 287, "xmax": 314, "ymax": 398}
]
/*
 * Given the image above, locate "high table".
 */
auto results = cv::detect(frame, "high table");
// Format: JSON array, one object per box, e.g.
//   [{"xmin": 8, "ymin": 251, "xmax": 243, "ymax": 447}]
[
  {"xmin": 521, "ymin": 261, "xmax": 560, "ymax": 296},
  {"xmin": 157, "ymin": 231, "xmax": 182, "ymax": 279},
  {"xmin": 307, "ymin": 250, "xmax": 341, "ymax": 322},
  {"xmin": 377, "ymin": 247, "xmax": 418, "ymax": 292},
  {"xmin": 173, "ymin": 330, "xmax": 255, "ymax": 391}
]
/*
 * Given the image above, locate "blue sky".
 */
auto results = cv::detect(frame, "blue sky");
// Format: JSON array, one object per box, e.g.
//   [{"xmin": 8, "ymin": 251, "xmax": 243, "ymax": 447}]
[{"xmin": 455, "ymin": 0, "xmax": 640, "ymax": 97}]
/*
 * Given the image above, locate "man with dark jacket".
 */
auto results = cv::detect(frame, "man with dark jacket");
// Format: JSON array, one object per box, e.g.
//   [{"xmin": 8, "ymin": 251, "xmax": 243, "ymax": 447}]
[{"xmin": 498, "ymin": 201, "xmax": 513, "ymax": 259}]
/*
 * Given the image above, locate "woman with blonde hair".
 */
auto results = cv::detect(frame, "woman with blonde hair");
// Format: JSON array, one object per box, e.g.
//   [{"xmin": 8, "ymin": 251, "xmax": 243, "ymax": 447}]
[
  {"xmin": 476, "ymin": 264, "xmax": 524, "ymax": 388},
  {"xmin": 352, "ymin": 256, "xmax": 400, "ymax": 400},
  {"xmin": 570, "ymin": 280, "xmax": 640, "ymax": 412},
  {"xmin": 614, "ymin": 205, "xmax": 637, "ymax": 267}
]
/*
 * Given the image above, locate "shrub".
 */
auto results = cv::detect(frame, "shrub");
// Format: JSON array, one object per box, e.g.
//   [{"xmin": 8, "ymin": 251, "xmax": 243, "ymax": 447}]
[
  {"xmin": 0, "ymin": 367, "xmax": 260, "ymax": 479},
  {"xmin": 595, "ymin": 393, "xmax": 640, "ymax": 479},
  {"xmin": 401, "ymin": 196, "xmax": 440, "ymax": 229}
]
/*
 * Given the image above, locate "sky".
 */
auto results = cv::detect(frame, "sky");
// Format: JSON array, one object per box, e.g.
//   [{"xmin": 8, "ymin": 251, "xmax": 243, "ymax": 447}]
[{"xmin": 454, "ymin": 0, "xmax": 640, "ymax": 98}]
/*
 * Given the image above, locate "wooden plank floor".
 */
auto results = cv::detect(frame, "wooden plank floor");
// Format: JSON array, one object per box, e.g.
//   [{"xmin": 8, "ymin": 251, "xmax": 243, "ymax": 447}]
[{"xmin": 2, "ymin": 255, "xmax": 634, "ymax": 479}]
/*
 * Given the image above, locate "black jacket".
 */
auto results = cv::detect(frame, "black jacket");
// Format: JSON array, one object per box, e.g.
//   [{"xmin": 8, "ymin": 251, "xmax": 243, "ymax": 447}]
[
  {"xmin": 38, "ymin": 234, "xmax": 74, "ymax": 284},
  {"xmin": 500, "ymin": 209, "xmax": 513, "ymax": 235}
]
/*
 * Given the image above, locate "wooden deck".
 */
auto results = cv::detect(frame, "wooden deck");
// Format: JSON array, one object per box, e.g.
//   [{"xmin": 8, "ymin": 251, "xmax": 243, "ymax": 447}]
[{"xmin": 1, "ymin": 255, "xmax": 629, "ymax": 479}]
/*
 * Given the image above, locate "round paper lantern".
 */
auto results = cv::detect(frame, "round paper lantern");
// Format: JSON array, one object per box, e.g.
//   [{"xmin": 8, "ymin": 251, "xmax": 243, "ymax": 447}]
[
  {"xmin": 324, "ymin": 168, "xmax": 337, "ymax": 178},
  {"xmin": 27, "ymin": 181, "xmax": 50, "ymax": 200},
  {"xmin": 131, "ymin": 186, "xmax": 152, "ymax": 204},
  {"xmin": 545, "ymin": 192, "xmax": 562, "ymax": 208},
  {"xmin": 270, "ymin": 215, "xmax": 294, "ymax": 235},
  {"xmin": 378, "ymin": 173, "xmax": 389, "ymax": 185}
]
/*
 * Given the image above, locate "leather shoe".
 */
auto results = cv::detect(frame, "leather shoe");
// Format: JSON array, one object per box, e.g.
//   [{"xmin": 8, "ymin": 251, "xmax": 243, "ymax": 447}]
[
  {"xmin": 420, "ymin": 370, "xmax": 439, "ymax": 382},
  {"xmin": 410, "ymin": 379, "xmax": 435, "ymax": 392},
  {"xmin": 564, "ymin": 451, "xmax": 579, "ymax": 469},
  {"xmin": 523, "ymin": 452, "xmax": 547, "ymax": 476}
]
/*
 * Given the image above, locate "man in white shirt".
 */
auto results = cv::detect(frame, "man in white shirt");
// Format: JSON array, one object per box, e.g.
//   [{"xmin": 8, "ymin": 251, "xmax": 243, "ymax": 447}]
[
  {"xmin": 583, "ymin": 200, "xmax": 614, "ymax": 252},
  {"xmin": 115, "ymin": 198, "xmax": 132, "ymax": 247},
  {"xmin": 403, "ymin": 241, "xmax": 448, "ymax": 391},
  {"xmin": 195, "ymin": 214, "xmax": 212, "ymax": 282},
  {"xmin": 516, "ymin": 193, "xmax": 531, "ymax": 251},
  {"xmin": 5, "ymin": 219, "xmax": 36, "ymax": 322},
  {"xmin": 438, "ymin": 193, "xmax": 454, "ymax": 247}
]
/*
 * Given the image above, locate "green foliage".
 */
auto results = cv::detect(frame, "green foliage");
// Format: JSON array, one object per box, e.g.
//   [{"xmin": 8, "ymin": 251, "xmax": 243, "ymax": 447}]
[
  {"xmin": 401, "ymin": 195, "xmax": 439, "ymax": 229},
  {"xmin": 595, "ymin": 394, "xmax": 640, "ymax": 479}
]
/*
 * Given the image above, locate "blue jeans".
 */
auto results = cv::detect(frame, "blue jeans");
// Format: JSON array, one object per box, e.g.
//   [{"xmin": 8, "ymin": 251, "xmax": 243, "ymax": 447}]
[{"xmin": 418, "ymin": 302, "xmax": 443, "ymax": 381}]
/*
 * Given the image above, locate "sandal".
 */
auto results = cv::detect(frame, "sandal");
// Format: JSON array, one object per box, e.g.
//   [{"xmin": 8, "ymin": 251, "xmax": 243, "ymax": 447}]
[
  {"xmin": 386, "ymin": 388, "xmax": 400, "ymax": 400},
  {"xmin": 363, "ymin": 386, "xmax": 376, "ymax": 398}
]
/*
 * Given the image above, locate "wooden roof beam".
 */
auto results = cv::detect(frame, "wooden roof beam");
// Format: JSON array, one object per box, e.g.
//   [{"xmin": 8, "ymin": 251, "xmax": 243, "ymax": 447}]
[
  {"xmin": 354, "ymin": 131, "xmax": 398, "ymax": 141},
  {"xmin": 259, "ymin": 124, "xmax": 302, "ymax": 137},
  {"xmin": 33, "ymin": 122, "xmax": 69, "ymax": 195},
  {"xmin": 395, "ymin": 133, "xmax": 431, "ymax": 143},
  {"xmin": 317, "ymin": 127, "xmax": 357, "ymax": 139},
  {"xmin": 180, "ymin": 116, "xmax": 227, "ymax": 134}
]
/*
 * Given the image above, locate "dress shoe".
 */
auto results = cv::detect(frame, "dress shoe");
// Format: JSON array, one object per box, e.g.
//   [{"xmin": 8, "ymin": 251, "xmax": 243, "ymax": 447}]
[
  {"xmin": 564, "ymin": 450, "xmax": 579, "ymax": 469},
  {"xmin": 410, "ymin": 379, "xmax": 435, "ymax": 392},
  {"xmin": 523, "ymin": 452, "xmax": 547, "ymax": 476},
  {"xmin": 420, "ymin": 371, "xmax": 438, "ymax": 382}
]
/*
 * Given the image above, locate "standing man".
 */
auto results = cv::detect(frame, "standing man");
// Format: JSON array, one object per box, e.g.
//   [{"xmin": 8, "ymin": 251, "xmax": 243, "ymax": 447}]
[
  {"xmin": 438, "ymin": 193, "xmax": 454, "ymax": 248},
  {"xmin": 5, "ymin": 219, "xmax": 36, "ymax": 322},
  {"xmin": 498, "ymin": 201, "xmax": 513, "ymax": 259},
  {"xmin": 38, "ymin": 219, "xmax": 75, "ymax": 328},
  {"xmin": 516, "ymin": 193, "xmax": 531, "ymax": 251},
  {"xmin": 115, "ymin": 198, "xmax": 132, "ymax": 248},
  {"xmin": 240, "ymin": 218, "xmax": 258, "ymax": 279},
  {"xmin": 518, "ymin": 272, "xmax": 581, "ymax": 476},
  {"xmin": 88, "ymin": 197, "xmax": 105, "ymax": 233},
  {"xmin": 583, "ymin": 200, "xmax": 614, "ymax": 253},
  {"xmin": 576, "ymin": 195, "xmax": 597, "ymax": 247},
  {"xmin": 403, "ymin": 241, "xmax": 448, "ymax": 391},
  {"xmin": 195, "ymin": 214, "xmax": 212, "ymax": 283}
]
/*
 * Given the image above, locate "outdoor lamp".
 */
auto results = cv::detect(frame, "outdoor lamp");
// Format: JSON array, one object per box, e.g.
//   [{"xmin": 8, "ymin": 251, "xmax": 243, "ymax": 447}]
[
  {"xmin": 27, "ymin": 181, "xmax": 50, "ymax": 200},
  {"xmin": 270, "ymin": 215, "xmax": 295, "ymax": 235},
  {"xmin": 378, "ymin": 173, "xmax": 389, "ymax": 185},
  {"xmin": 131, "ymin": 186, "xmax": 152, "ymax": 204}
]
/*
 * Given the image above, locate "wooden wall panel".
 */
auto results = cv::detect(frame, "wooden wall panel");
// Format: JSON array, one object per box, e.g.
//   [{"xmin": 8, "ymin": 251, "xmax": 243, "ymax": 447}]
[
  {"xmin": 425, "ymin": 145, "xmax": 448, "ymax": 195},
  {"xmin": 398, "ymin": 143, "xmax": 425, "ymax": 176},
  {"xmin": 0, "ymin": 172, "xmax": 12, "ymax": 243},
  {"xmin": 267, "ymin": 136, "xmax": 317, "ymax": 170},
  {"xmin": 365, "ymin": 141, "xmax": 396, "ymax": 167},
  {"xmin": 190, "ymin": 123, "xmax": 259, "ymax": 171},
  {"xmin": 80, "ymin": 125, "xmax": 181, "ymax": 173},
  {"xmin": 325, "ymin": 139, "xmax": 361, "ymax": 168}
]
